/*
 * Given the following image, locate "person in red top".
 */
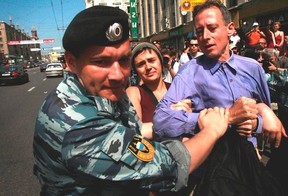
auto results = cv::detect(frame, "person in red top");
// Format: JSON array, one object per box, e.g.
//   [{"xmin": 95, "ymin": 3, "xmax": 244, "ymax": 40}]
[
  {"xmin": 126, "ymin": 43, "xmax": 190, "ymax": 139},
  {"xmin": 246, "ymin": 22, "xmax": 266, "ymax": 48},
  {"xmin": 268, "ymin": 21, "xmax": 285, "ymax": 56},
  {"xmin": 126, "ymin": 42, "xmax": 170, "ymax": 139}
]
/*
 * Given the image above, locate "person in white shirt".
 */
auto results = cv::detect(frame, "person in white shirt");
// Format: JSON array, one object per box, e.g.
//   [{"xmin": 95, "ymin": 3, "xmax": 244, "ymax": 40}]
[
  {"xmin": 161, "ymin": 48, "xmax": 180, "ymax": 83},
  {"xmin": 230, "ymin": 29, "xmax": 241, "ymax": 47},
  {"xmin": 179, "ymin": 37, "xmax": 203, "ymax": 66}
]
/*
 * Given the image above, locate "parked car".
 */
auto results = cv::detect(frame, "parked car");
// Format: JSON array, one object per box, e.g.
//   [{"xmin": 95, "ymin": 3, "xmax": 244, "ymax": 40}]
[
  {"xmin": 39, "ymin": 63, "xmax": 47, "ymax": 72},
  {"xmin": 26, "ymin": 61, "xmax": 35, "ymax": 69},
  {"xmin": 45, "ymin": 63, "xmax": 64, "ymax": 77},
  {"xmin": 0, "ymin": 64, "xmax": 29, "ymax": 85}
]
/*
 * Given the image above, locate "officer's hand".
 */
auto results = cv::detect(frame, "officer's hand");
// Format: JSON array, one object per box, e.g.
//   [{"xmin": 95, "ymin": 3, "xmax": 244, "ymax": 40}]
[
  {"xmin": 236, "ymin": 119, "xmax": 257, "ymax": 136},
  {"xmin": 198, "ymin": 107, "xmax": 229, "ymax": 139},
  {"xmin": 170, "ymin": 99, "xmax": 192, "ymax": 112},
  {"xmin": 229, "ymin": 97, "xmax": 258, "ymax": 125}
]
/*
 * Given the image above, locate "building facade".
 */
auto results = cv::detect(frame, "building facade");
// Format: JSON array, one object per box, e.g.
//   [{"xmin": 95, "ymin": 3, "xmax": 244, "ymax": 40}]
[
  {"xmin": 133, "ymin": 0, "xmax": 288, "ymax": 51},
  {"xmin": 85, "ymin": 0, "xmax": 131, "ymax": 13},
  {"xmin": 0, "ymin": 21, "xmax": 41, "ymax": 65},
  {"xmin": 84, "ymin": 0, "xmax": 288, "ymax": 51},
  {"xmin": 229, "ymin": 0, "xmax": 288, "ymax": 33},
  {"xmin": 136, "ymin": 0, "xmax": 193, "ymax": 50}
]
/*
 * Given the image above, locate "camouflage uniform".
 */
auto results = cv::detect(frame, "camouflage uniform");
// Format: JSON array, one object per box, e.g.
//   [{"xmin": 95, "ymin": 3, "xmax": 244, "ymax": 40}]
[{"xmin": 33, "ymin": 72, "xmax": 190, "ymax": 195}]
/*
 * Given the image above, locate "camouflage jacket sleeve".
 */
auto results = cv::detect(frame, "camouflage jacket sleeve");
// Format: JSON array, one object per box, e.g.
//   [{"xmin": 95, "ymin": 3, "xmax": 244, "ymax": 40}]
[
  {"xmin": 34, "ymin": 73, "xmax": 190, "ymax": 193},
  {"xmin": 61, "ymin": 93, "xmax": 190, "ymax": 192}
]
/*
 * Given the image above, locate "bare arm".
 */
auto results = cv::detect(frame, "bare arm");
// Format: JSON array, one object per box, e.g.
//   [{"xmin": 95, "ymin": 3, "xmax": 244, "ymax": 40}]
[
  {"xmin": 270, "ymin": 30, "xmax": 276, "ymax": 46},
  {"xmin": 126, "ymin": 87, "xmax": 154, "ymax": 139},
  {"xmin": 126, "ymin": 86, "xmax": 142, "ymax": 120},
  {"xmin": 245, "ymin": 30, "xmax": 252, "ymax": 37},
  {"xmin": 170, "ymin": 97, "xmax": 287, "ymax": 150},
  {"xmin": 278, "ymin": 31, "xmax": 285, "ymax": 47},
  {"xmin": 259, "ymin": 30, "xmax": 266, "ymax": 38},
  {"xmin": 140, "ymin": 122, "xmax": 153, "ymax": 139},
  {"xmin": 237, "ymin": 101, "xmax": 288, "ymax": 147},
  {"xmin": 257, "ymin": 103, "xmax": 287, "ymax": 148},
  {"xmin": 171, "ymin": 97, "xmax": 258, "ymax": 137}
]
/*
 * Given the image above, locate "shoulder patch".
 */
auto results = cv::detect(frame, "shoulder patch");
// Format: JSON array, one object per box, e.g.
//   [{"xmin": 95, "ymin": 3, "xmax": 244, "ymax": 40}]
[{"xmin": 128, "ymin": 135, "xmax": 155, "ymax": 162}]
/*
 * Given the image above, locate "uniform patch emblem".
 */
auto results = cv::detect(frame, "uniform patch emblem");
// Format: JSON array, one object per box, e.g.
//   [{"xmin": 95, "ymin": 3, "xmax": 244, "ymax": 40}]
[
  {"xmin": 106, "ymin": 23, "xmax": 123, "ymax": 42},
  {"xmin": 128, "ymin": 135, "xmax": 155, "ymax": 162}
]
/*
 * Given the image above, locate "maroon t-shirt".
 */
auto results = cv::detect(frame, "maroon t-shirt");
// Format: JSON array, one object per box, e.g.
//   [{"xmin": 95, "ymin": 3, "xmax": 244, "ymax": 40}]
[{"xmin": 137, "ymin": 82, "xmax": 170, "ymax": 123}]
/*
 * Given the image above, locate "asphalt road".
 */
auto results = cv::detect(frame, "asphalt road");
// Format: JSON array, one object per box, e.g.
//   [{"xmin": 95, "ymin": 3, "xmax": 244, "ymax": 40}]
[{"xmin": 0, "ymin": 67, "xmax": 63, "ymax": 195}]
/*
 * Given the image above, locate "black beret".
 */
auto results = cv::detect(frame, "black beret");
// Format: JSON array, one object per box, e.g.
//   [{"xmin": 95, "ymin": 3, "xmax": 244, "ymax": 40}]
[{"xmin": 63, "ymin": 5, "xmax": 130, "ymax": 55}]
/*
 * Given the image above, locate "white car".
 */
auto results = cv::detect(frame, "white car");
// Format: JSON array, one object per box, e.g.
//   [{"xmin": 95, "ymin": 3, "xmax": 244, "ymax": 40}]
[{"xmin": 45, "ymin": 63, "xmax": 64, "ymax": 77}]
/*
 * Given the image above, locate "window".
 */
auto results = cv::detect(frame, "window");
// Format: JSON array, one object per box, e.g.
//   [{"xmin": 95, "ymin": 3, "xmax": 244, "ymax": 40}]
[{"xmin": 229, "ymin": 0, "xmax": 237, "ymax": 6}]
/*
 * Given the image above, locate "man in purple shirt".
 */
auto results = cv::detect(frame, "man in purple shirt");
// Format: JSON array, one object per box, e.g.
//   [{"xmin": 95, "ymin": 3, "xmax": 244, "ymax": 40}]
[{"xmin": 153, "ymin": 0, "xmax": 285, "ymax": 146}]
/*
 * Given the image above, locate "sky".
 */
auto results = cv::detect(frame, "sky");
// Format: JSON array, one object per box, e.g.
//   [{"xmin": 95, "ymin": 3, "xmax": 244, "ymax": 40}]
[{"xmin": 0, "ymin": 0, "xmax": 85, "ymax": 54}]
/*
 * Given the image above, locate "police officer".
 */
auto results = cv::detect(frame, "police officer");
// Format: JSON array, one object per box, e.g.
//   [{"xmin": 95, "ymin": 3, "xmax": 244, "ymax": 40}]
[{"xmin": 33, "ymin": 5, "xmax": 229, "ymax": 195}]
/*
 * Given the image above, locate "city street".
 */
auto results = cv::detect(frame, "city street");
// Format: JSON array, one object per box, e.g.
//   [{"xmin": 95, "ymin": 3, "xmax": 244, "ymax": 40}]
[
  {"xmin": 0, "ymin": 0, "xmax": 286, "ymax": 194},
  {"xmin": 0, "ymin": 67, "xmax": 273, "ymax": 195},
  {"xmin": 0, "ymin": 68, "xmax": 63, "ymax": 195}
]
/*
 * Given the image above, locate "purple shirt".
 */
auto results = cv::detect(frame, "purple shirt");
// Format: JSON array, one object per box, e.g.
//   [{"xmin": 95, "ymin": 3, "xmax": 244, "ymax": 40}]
[{"xmin": 153, "ymin": 53, "xmax": 271, "ymax": 139}]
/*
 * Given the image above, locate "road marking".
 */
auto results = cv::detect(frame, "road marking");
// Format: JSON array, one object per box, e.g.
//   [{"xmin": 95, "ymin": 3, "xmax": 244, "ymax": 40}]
[
  {"xmin": 43, "ymin": 78, "xmax": 47, "ymax": 81},
  {"xmin": 28, "ymin": 87, "xmax": 35, "ymax": 92}
]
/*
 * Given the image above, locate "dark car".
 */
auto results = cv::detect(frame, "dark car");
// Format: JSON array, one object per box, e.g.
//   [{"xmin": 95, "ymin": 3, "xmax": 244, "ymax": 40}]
[
  {"xmin": 0, "ymin": 64, "xmax": 29, "ymax": 85},
  {"xmin": 39, "ymin": 63, "xmax": 47, "ymax": 72}
]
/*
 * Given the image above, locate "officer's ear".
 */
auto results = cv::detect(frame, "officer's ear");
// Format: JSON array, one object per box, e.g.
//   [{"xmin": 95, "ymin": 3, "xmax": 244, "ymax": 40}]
[{"xmin": 64, "ymin": 51, "xmax": 77, "ymax": 73}]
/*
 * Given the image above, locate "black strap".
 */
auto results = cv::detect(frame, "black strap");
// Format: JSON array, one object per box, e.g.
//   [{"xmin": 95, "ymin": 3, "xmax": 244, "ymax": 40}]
[
  {"xmin": 140, "ymin": 84, "xmax": 159, "ymax": 106},
  {"xmin": 187, "ymin": 53, "xmax": 192, "ymax": 60}
]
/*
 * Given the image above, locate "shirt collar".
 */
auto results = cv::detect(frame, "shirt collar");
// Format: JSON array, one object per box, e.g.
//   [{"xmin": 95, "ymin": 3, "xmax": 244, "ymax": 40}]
[
  {"xmin": 226, "ymin": 51, "xmax": 238, "ymax": 71},
  {"xmin": 201, "ymin": 51, "xmax": 237, "ymax": 75}
]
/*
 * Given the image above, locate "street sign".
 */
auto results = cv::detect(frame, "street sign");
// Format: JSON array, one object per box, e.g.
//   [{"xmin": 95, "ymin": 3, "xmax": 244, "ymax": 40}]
[
  {"xmin": 181, "ymin": 0, "xmax": 204, "ymax": 11},
  {"xmin": 8, "ymin": 39, "xmax": 55, "ymax": 45},
  {"xmin": 30, "ymin": 48, "xmax": 41, "ymax": 51},
  {"xmin": 181, "ymin": 0, "xmax": 223, "ymax": 11},
  {"xmin": 52, "ymin": 46, "xmax": 61, "ymax": 50},
  {"xmin": 130, "ymin": 0, "xmax": 138, "ymax": 39},
  {"xmin": 42, "ymin": 46, "xmax": 61, "ymax": 51},
  {"xmin": 42, "ymin": 47, "xmax": 52, "ymax": 51},
  {"xmin": 8, "ymin": 41, "xmax": 21, "ymax": 45},
  {"xmin": 43, "ymin": 39, "xmax": 55, "ymax": 43}
]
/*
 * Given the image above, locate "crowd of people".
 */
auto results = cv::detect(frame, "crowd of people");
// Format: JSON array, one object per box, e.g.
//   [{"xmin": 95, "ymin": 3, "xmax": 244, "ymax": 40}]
[
  {"xmin": 132, "ymin": 20, "xmax": 288, "ymax": 87},
  {"xmin": 32, "ymin": 0, "xmax": 287, "ymax": 195},
  {"xmin": 236, "ymin": 20, "xmax": 288, "ymax": 73}
]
